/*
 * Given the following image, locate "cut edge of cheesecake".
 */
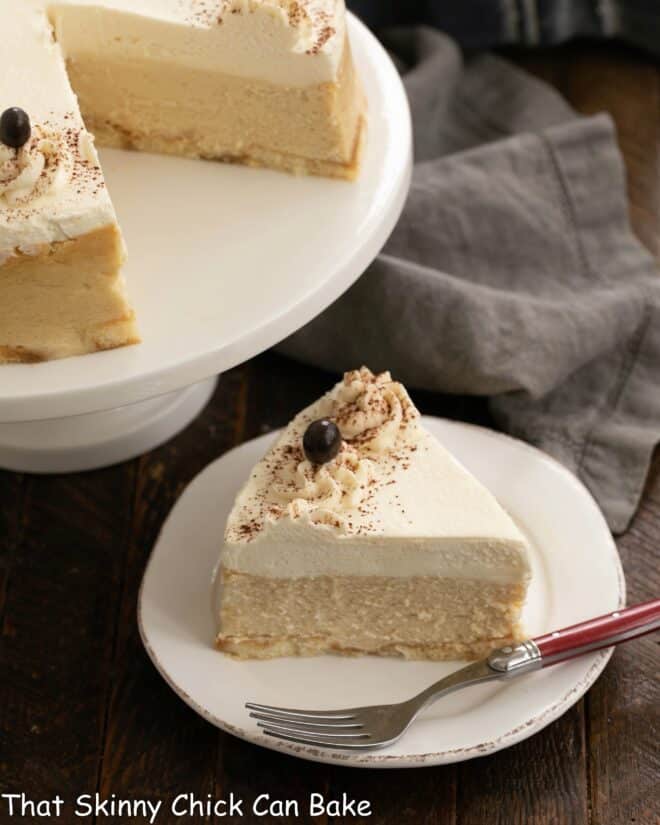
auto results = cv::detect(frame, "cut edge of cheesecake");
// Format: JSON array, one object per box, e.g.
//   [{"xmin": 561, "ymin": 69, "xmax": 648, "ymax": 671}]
[
  {"xmin": 215, "ymin": 367, "xmax": 531, "ymax": 661},
  {"xmin": 49, "ymin": 1, "xmax": 367, "ymax": 181},
  {"xmin": 215, "ymin": 572, "xmax": 529, "ymax": 661},
  {"xmin": 0, "ymin": 224, "xmax": 139, "ymax": 364}
]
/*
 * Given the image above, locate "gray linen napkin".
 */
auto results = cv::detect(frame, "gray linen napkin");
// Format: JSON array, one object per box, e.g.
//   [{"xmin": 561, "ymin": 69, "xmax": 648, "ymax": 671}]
[{"xmin": 278, "ymin": 28, "xmax": 660, "ymax": 534}]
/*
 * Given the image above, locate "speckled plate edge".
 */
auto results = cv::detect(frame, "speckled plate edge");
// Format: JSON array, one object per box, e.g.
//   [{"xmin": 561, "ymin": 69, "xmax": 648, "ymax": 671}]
[{"xmin": 138, "ymin": 419, "xmax": 625, "ymax": 769}]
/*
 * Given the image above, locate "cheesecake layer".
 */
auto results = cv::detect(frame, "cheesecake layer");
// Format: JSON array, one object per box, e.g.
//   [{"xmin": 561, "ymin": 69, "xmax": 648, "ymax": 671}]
[
  {"xmin": 216, "ymin": 570, "xmax": 527, "ymax": 660},
  {"xmin": 0, "ymin": 224, "xmax": 138, "ymax": 363},
  {"xmin": 60, "ymin": 37, "xmax": 364, "ymax": 179}
]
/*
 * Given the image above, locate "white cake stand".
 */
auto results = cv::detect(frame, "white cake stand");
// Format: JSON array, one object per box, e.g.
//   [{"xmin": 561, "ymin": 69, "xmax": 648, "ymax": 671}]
[{"xmin": 0, "ymin": 15, "xmax": 412, "ymax": 473}]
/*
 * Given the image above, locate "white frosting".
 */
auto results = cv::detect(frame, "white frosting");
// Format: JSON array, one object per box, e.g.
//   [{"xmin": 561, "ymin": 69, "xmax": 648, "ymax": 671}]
[
  {"xmin": 0, "ymin": 126, "xmax": 74, "ymax": 206},
  {"xmin": 0, "ymin": 0, "xmax": 117, "ymax": 256},
  {"xmin": 49, "ymin": 0, "xmax": 346, "ymax": 86},
  {"xmin": 222, "ymin": 369, "xmax": 531, "ymax": 583},
  {"xmin": 273, "ymin": 443, "xmax": 374, "ymax": 528},
  {"xmin": 333, "ymin": 367, "xmax": 418, "ymax": 453}
]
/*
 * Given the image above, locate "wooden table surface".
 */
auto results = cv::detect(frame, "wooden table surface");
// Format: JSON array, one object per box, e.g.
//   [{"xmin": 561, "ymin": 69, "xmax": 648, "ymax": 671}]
[{"xmin": 1, "ymin": 42, "xmax": 658, "ymax": 825}]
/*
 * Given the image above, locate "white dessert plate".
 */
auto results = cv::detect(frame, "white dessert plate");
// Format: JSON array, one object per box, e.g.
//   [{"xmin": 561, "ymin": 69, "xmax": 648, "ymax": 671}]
[
  {"xmin": 0, "ymin": 15, "xmax": 411, "ymax": 423},
  {"xmin": 139, "ymin": 416, "xmax": 625, "ymax": 768}
]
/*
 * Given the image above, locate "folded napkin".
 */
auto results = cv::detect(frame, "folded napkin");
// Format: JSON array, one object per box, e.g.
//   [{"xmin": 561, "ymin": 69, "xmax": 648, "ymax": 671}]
[
  {"xmin": 278, "ymin": 28, "xmax": 660, "ymax": 533},
  {"xmin": 348, "ymin": 0, "xmax": 660, "ymax": 56}
]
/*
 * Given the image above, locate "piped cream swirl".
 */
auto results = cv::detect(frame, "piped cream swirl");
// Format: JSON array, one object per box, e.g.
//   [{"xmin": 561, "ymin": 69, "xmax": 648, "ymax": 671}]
[
  {"xmin": 0, "ymin": 125, "xmax": 75, "ymax": 207},
  {"xmin": 334, "ymin": 368, "xmax": 420, "ymax": 454},
  {"xmin": 273, "ymin": 443, "xmax": 373, "ymax": 528},
  {"xmin": 260, "ymin": 368, "xmax": 421, "ymax": 531},
  {"xmin": 225, "ymin": 369, "xmax": 426, "ymax": 541}
]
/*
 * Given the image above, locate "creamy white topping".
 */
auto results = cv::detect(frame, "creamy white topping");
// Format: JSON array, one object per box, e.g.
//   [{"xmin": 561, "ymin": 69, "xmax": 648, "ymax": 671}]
[
  {"xmin": 50, "ymin": 0, "xmax": 346, "ymax": 86},
  {"xmin": 0, "ymin": 0, "xmax": 118, "ymax": 255},
  {"xmin": 221, "ymin": 368, "xmax": 531, "ymax": 583},
  {"xmin": 0, "ymin": 126, "xmax": 74, "ymax": 207},
  {"xmin": 334, "ymin": 368, "xmax": 419, "ymax": 454},
  {"xmin": 226, "ymin": 368, "xmax": 422, "ymax": 538},
  {"xmin": 273, "ymin": 442, "xmax": 374, "ymax": 527}
]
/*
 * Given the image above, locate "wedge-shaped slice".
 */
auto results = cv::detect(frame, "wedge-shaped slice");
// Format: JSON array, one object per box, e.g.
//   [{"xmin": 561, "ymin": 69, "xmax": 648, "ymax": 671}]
[
  {"xmin": 216, "ymin": 367, "xmax": 531, "ymax": 660},
  {"xmin": 0, "ymin": 0, "xmax": 138, "ymax": 364}
]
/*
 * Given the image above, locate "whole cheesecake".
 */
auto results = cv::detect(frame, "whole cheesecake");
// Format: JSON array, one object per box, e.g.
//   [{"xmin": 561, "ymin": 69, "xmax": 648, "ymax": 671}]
[
  {"xmin": 215, "ymin": 368, "xmax": 532, "ymax": 661},
  {"xmin": 0, "ymin": 0, "xmax": 365, "ymax": 364}
]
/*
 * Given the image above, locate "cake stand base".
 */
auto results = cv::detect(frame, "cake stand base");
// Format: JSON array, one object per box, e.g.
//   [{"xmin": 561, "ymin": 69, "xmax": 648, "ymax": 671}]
[{"xmin": 0, "ymin": 377, "xmax": 218, "ymax": 474}]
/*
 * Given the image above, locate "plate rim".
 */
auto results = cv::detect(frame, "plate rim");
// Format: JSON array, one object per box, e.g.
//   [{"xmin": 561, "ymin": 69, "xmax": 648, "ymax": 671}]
[{"xmin": 138, "ymin": 417, "xmax": 626, "ymax": 768}]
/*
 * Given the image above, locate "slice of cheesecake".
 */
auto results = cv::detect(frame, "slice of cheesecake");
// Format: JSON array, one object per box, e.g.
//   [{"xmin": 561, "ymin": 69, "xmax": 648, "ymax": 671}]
[
  {"xmin": 0, "ymin": 0, "xmax": 138, "ymax": 364},
  {"xmin": 49, "ymin": 0, "xmax": 366, "ymax": 180},
  {"xmin": 216, "ymin": 368, "xmax": 531, "ymax": 661}
]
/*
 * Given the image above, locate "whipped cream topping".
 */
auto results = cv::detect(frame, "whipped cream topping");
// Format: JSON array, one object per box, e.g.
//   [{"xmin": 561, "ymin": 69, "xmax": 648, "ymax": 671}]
[
  {"xmin": 273, "ymin": 441, "xmax": 373, "ymax": 528},
  {"xmin": 333, "ymin": 368, "xmax": 419, "ymax": 454},
  {"xmin": 0, "ymin": 125, "xmax": 76, "ymax": 207},
  {"xmin": 51, "ymin": 0, "xmax": 346, "ymax": 86},
  {"xmin": 0, "ymin": 118, "xmax": 109, "ymax": 253},
  {"xmin": 226, "ymin": 368, "xmax": 424, "ymax": 539},
  {"xmin": 213, "ymin": 0, "xmax": 338, "ymax": 54},
  {"xmin": 1, "ymin": 2, "xmax": 118, "ymax": 254},
  {"xmin": 221, "ymin": 367, "xmax": 531, "ymax": 583}
]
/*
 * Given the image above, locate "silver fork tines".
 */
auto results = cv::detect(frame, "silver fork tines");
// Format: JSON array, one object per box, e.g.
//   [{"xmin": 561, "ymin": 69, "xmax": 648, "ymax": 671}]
[
  {"xmin": 246, "ymin": 703, "xmax": 356, "ymax": 720},
  {"xmin": 250, "ymin": 713, "xmax": 363, "ymax": 729},
  {"xmin": 246, "ymin": 702, "xmax": 371, "ymax": 749},
  {"xmin": 247, "ymin": 649, "xmax": 544, "ymax": 751},
  {"xmin": 262, "ymin": 731, "xmax": 373, "ymax": 749}
]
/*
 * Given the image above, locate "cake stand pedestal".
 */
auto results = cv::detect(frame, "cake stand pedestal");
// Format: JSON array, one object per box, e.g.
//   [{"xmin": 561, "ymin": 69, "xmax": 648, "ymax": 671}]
[
  {"xmin": 0, "ymin": 378, "xmax": 218, "ymax": 474},
  {"xmin": 0, "ymin": 15, "xmax": 412, "ymax": 474}
]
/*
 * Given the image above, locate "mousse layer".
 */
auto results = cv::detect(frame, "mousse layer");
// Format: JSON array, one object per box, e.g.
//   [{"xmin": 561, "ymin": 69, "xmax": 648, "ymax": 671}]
[
  {"xmin": 61, "ymin": 35, "xmax": 364, "ymax": 178},
  {"xmin": 217, "ymin": 570, "xmax": 527, "ymax": 661},
  {"xmin": 0, "ymin": 224, "xmax": 138, "ymax": 363}
]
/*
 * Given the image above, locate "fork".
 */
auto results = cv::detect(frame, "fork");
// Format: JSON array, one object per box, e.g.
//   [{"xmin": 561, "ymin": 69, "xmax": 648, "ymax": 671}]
[{"xmin": 247, "ymin": 598, "xmax": 660, "ymax": 750}]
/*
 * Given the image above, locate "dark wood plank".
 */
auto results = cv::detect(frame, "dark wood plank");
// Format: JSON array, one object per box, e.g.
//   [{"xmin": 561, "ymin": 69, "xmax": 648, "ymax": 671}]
[
  {"xmin": 587, "ymin": 456, "xmax": 660, "ymax": 825},
  {"xmin": 0, "ymin": 467, "xmax": 134, "ymax": 824},
  {"xmin": 215, "ymin": 736, "xmax": 332, "ymax": 825},
  {"xmin": 0, "ymin": 472, "xmax": 24, "ymax": 620},
  {"xmin": 327, "ymin": 762, "xmax": 456, "ymax": 825},
  {"xmin": 97, "ymin": 369, "xmax": 249, "ymax": 824},
  {"xmin": 456, "ymin": 705, "xmax": 589, "ymax": 825}
]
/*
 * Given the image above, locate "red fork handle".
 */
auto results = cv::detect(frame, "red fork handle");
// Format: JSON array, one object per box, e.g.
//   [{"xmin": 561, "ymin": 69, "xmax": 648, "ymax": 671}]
[{"xmin": 534, "ymin": 598, "xmax": 660, "ymax": 667}]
